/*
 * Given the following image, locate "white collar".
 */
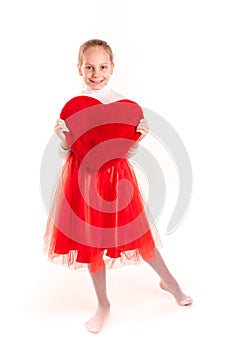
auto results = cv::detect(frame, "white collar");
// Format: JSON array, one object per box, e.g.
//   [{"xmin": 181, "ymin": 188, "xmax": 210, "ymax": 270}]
[
  {"xmin": 82, "ymin": 84, "xmax": 111, "ymax": 95},
  {"xmin": 80, "ymin": 84, "xmax": 126, "ymax": 104}
]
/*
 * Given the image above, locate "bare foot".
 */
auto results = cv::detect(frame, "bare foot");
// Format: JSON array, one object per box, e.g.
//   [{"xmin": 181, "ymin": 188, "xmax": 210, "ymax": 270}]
[
  {"xmin": 85, "ymin": 304, "xmax": 110, "ymax": 334},
  {"xmin": 160, "ymin": 279, "xmax": 193, "ymax": 306}
]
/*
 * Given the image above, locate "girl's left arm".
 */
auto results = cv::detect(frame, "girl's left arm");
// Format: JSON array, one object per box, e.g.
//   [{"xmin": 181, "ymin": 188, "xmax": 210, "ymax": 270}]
[
  {"xmin": 136, "ymin": 118, "xmax": 149, "ymax": 141},
  {"xmin": 126, "ymin": 118, "xmax": 149, "ymax": 158}
]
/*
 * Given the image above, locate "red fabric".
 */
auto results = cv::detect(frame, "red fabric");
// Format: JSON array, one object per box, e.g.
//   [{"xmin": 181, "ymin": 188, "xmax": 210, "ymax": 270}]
[
  {"xmin": 44, "ymin": 96, "xmax": 157, "ymax": 273},
  {"xmin": 61, "ymin": 96, "xmax": 142, "ymax": 170}
]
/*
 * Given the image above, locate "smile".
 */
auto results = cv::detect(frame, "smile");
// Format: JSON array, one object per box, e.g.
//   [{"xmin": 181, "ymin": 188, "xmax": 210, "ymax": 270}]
[{"xmin": 90, "ymin": 80, "xmax": 104, "ymax": 84}]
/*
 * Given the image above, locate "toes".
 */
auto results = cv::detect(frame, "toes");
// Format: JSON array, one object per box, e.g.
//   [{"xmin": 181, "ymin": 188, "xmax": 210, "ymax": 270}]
[
  {"xmin": 180, "ymin": 297, "xmax": 193, "ymax": 306},
  {"xmin": 85, "ymin": 322, "xmax": 102, "ymax": 334}
]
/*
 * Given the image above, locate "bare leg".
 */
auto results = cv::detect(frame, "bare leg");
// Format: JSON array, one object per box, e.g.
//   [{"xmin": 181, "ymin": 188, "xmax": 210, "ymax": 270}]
[
  {"xmin": 143, "ymin": 247, "xmax": 193, "ymax": 306},
  {"xmin": 85, "ymin": 262, "xmax": 111, "ymax": 334}
]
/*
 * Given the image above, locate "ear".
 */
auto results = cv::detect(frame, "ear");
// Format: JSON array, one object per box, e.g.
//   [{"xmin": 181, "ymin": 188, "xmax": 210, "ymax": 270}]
[
  {"xmin": 77, "ymin": 64, "xmax": 83, "ymax": 76},
  {"xmin": 110, "ymin": 62, "xmax": 115, "ymax": 75}
]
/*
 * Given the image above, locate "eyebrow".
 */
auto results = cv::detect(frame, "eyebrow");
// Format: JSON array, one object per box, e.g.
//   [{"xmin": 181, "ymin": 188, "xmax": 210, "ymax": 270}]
[{"xmin": 85, "ymin": 63, "xmax": 109, "ymax": 65}]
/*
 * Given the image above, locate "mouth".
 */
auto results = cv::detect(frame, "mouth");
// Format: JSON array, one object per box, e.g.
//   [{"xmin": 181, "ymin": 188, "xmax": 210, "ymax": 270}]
[{"xmin": 90, "ymin": 79, "xmax": 104, "ymax": 84}]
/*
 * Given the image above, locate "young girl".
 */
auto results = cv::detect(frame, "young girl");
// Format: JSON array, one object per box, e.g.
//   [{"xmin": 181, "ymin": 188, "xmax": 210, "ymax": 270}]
[{"xmin": 44, "ymin": 39, "xmax": 192, "ymax": 334}]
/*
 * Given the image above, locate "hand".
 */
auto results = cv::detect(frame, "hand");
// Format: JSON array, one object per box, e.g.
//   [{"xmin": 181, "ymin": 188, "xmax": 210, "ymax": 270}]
[
  {"xmin": 136, "ymin": 118, "xmax": 149, "ymax": 141},
  {"xmin": 54, "ymin": 118, "xmax": 70, "ymax": 150}
]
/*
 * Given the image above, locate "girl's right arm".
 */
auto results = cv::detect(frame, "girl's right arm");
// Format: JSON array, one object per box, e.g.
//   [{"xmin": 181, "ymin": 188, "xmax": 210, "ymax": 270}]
[{"xmin": 54, "ymin": 118, "xmax": 70, "ymax": 157}]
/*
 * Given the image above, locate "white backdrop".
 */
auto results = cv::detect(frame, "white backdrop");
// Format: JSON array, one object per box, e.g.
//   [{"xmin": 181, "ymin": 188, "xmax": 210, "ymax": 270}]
[{"xmin": 1, "ymin": 0, "xmax": 232, "ymax": 349}]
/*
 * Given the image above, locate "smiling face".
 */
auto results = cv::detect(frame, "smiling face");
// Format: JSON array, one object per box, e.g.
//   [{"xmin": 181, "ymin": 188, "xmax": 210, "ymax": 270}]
[{"xmin": 78, "ymin": 46, "xmax": 114, "ymax": 90}]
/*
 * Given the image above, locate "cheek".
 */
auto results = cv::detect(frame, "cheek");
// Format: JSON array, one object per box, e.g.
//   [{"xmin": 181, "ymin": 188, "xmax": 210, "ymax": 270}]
[
  {"xmin": 83, "ymin": 70, "xmax": 92, "ymax": 77},
  {"xmin": 105, "ymin": 69, "xmax": 112, "ymax": 76}
]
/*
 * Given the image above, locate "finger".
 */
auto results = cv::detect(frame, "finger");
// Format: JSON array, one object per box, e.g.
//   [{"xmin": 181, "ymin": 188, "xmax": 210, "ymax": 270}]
[
  {"xmin": 54, "ymin": 119, "xmax": 62, "ymax": 125},
  {"xmin": 138, "ymin": 128, "xmax": 148, "ymax": 134},
  {"xmin": 138, "ymin": 118, "xmax": 147, "ymax": 124},
  {"xmin": 54, "ymin": 119, "xmax": 67, "ymax": 127},
  {"xmin": 60, "ymin": 122, "xmax": 69, "ymax": 132},
  {"xmin": 55, "ymin": 127, "xmax": 70, "ymax": 133},
  {"xmin": 136, "ymin": 126, "xmax": 148, "ymax": 133},
  {"xmin": 60, "ymin": 125, "xmax": 70, "ymax": 132},
  {"xmin": 137, "ymin": 121, "xmax": 148, "ymax": 129},
  {"xmin": 140, "ymin": 120, "xmax": 148, "ymax": 126}
]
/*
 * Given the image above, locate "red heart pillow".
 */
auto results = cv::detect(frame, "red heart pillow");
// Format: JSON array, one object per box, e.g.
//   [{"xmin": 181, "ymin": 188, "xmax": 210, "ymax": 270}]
[{"xmin": 61, "ymin": 97, "xmax": 143, "ymax": 171}]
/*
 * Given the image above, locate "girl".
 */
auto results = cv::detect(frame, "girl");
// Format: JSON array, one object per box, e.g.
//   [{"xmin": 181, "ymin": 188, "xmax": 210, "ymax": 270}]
[{"xmin": 44, "ymin": 39, "xmax": 192, "ymax": 334}]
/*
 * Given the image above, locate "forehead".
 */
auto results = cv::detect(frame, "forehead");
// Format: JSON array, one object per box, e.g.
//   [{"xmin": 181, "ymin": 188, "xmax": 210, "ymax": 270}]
[{"xmin": 83, "ymin": 46, "xmax": 111, "ymax": 64}]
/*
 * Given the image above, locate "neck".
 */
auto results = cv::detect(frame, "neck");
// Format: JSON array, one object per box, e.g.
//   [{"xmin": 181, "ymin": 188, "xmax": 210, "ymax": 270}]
[{"xmin": 82, "ymin": 84, "xmax": 111, "ymax": 95}]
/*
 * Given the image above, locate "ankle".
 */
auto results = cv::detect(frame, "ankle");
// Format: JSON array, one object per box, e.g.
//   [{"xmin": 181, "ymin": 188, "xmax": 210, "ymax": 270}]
[{"xmin": 98, "ymin": 301, "xmax": 110, "ymax": 309}]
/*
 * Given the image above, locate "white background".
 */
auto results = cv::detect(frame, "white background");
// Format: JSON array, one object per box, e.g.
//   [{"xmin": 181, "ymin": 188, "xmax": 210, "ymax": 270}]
[{"xmin": 1, "ymin": 0, "xmax": 233, "ymax": 349}]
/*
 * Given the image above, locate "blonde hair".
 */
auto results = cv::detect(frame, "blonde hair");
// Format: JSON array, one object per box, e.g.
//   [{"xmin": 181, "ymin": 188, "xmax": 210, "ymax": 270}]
[{"xmin": 77, "ymin": 39, "xmax": 114, "ymax": 68}]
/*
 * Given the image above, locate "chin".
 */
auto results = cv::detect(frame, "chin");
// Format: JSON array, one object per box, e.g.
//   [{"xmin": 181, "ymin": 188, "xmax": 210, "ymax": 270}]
[{"xmin": 92, "ymin": 86, "xmax": 103, "ymax": 90}]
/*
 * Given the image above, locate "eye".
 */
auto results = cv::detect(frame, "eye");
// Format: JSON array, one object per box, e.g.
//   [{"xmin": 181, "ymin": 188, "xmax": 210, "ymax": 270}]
[
  {"xmin": 85, "ymin": 66, "xmax": 92, "ymax": 70},
  {"xmin": 101, "ymin": 65, "xmax": 108, "ymax": 70}
]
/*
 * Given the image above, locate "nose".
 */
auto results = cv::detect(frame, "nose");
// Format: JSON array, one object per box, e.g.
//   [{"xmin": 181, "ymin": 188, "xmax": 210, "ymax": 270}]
[{"xmin": 93, "ymin": 68, "xmax": 100, "ymax": 77}]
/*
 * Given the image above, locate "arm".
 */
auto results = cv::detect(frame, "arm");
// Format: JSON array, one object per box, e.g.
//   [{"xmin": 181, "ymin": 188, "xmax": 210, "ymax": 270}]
[
  {"xmin": 136, "ymin": 118, "xmax": 149, "ymax": 141},
  {"xmin": 126, "ymin": 118, "xmax": 149, "ymax": 158},
  {"xmin": 54, "ymin": 118, "xmax": 70, "ymax": 158}
]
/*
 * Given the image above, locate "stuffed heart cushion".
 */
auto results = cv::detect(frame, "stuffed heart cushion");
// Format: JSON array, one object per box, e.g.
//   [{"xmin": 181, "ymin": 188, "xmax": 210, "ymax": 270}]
[{"xmin": 60, "ymin": 96, "xmax": 143, "ymax": 171}]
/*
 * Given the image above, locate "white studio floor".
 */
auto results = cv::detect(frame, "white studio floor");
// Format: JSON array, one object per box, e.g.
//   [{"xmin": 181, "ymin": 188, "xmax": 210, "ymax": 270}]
[{"xmin": 2, "ymin": 215, "xmax": 232, "ymax": 350}]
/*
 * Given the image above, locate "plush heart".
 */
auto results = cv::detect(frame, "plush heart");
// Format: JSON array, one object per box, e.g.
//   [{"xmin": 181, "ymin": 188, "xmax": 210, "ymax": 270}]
[{"xmin": 61, "ymin": 96, "xmax": 143, "ymax": 171}]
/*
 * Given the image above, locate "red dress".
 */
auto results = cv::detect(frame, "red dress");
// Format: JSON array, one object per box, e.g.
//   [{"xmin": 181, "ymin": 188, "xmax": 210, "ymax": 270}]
[{"xmin": 44, "ymin": 95, "xmax": 159, "ymax": 273}]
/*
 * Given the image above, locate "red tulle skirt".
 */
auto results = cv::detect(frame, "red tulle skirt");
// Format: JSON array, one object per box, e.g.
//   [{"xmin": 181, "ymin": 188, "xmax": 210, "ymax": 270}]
[
  {"xmin": 44, "ymin": 152, "xmax": 160, "ymax": 273},
  {"xmin": 44, "ymin": 97, "xmax": 160, "ymax": 273}
]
